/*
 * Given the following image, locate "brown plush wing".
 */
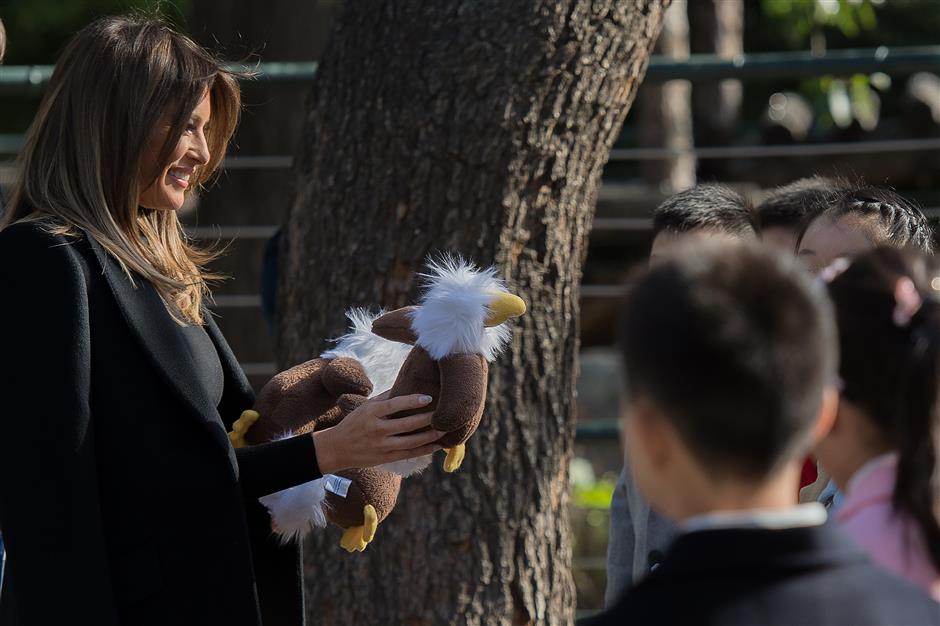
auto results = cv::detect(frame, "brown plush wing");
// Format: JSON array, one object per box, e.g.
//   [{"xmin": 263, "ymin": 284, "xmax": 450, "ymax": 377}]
[
  {"xmin": 246, "ymin": 356, "xmax": 372, "ymax": 444},
  {"xmin": 433, "ymin": 353, "xmax": 488, "ymax": 447},
  {"xmin": 324, "ymin": 467, "xmax": 402, "ymax": 528},
  {"xmin": 383, "ymin": 347, "xmax": 441, "ymax": 422},
  {"xmin": 371, "ymin": 306, "xmax": 420, "ymax": 345}
]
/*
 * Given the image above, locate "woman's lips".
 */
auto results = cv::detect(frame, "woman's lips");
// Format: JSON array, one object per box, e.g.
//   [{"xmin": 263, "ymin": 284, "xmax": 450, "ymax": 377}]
[{"xmin": 167, "ymin": 168, "xmax": 191, "ymax": 189}]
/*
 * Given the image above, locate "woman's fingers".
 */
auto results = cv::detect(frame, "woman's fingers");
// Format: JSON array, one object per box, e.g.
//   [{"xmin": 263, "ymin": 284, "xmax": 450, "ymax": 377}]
[
  {"xmin": 381, "ymin": 410, "xmax": 435, "ymax": 435},
  {"xmin": 368, "ymin": 393, "xmax": 432, "ymax": 418},
  {"xmin": 384, "ymin": 443, "xmax": 443, "ymax": 464},
  {"xmin": 388, "ymin": 427, "xmax": 445, "ymax": 451}
]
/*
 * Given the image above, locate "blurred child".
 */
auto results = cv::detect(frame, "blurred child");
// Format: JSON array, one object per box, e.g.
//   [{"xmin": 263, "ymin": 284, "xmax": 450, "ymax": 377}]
[
  {"xmin": 798, "ymin": 186, "xmax": 933, "ymax": 274},
  {"xmin": 587, "ymin": 241, "xmax": 939, "ymax": 625},
  {"xmin": 816, "ymin": 247, "xmax": 940, "ymax": 599},
  {"xmin": 796, "ymin": 186, "xmax": 934, "ymax": 503},
  {"xmin": 756, "ymin": 175, "xmax": 842, "ymax": 253},
  {"xmin": 605, "ymin": 184, "xmax": 757, "ymax": 605}
]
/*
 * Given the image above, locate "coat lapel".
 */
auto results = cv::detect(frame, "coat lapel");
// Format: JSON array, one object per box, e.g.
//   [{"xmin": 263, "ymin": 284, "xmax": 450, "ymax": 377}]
[{"xmin": 84, "ymin": 232, "xmax": 228, "ymax": 439}]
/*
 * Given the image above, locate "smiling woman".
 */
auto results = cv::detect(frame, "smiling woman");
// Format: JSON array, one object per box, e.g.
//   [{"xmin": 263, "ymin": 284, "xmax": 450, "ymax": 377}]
[
  {"xmin": 0, "ymin": 16, "xmax": 242, "ymax": 324},
  {"xmin": 0, "ymin": 15, "xmax": 443, "ymax": 626},
  {"xmin": 139, "ymin": 90, "xmax": 213, "ymax": 212}
]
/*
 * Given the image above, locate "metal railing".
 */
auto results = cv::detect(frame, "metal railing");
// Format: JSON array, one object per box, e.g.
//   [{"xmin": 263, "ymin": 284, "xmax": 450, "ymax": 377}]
[{"xmin": 2, "ymin": 46, "xmax": 938, "ymax": 90}]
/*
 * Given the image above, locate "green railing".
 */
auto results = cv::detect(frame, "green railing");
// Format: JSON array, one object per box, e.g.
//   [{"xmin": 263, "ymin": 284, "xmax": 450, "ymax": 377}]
[{"xmin": 1, "ymin": 46, "xmax": 938, "ymax": 92}]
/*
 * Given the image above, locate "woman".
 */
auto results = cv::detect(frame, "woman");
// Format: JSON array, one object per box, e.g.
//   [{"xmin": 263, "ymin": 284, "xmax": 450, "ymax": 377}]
[
  {"xmin": 0, "ymin": 16, "xmax": 442, "ymax": 626},
  {"xmin": 816, "ymin": 247, "xmax": 940, "ymax": 599}
]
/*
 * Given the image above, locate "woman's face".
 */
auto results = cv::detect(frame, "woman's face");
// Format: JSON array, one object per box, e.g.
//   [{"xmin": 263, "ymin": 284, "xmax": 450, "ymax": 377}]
[
  {"xmin": 139, "ymin": 91, "xmax": 211, "ymax": 211},
  {"xmin": 797, "ymin": 214, "xmax": 875, "ymax": 275}
]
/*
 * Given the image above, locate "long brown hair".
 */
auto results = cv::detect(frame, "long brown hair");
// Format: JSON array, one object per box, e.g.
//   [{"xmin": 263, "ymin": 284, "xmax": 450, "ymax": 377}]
[
  {"xmin": 828, "ymin": 247, "xmax": 940, "ymax": 571},
  {"xmin": 1, "ymin": 15, "xmax": 243, "ymax": 324}
]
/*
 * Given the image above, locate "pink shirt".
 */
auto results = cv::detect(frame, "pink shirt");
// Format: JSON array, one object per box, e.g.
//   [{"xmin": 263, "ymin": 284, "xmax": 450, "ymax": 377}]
[{"xmin": 837, "ymin": 453, "xmax": 940, "ymax": 600}]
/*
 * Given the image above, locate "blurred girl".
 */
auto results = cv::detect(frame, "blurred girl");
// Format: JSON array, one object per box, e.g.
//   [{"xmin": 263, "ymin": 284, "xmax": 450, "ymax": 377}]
[
  {"xmin": 817, "ymin": 247, "xmax": 940, "ymax": 599},
  {"xmin": 798, "ymin": 186, "xmax": 933, "ymax": 274}
]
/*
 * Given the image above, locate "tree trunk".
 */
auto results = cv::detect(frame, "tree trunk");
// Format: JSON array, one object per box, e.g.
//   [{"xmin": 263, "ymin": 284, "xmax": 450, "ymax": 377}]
[
  {"xmin": 278, "ymin": 2, "xmax": 669, "ymax": 624},
  {"xmin": 689, "ymin": 0, "xmax": 743, "ymax": 178},
  {"xmin": 638, "ymin": 0, "xmax": 695, "ymax": 193}
]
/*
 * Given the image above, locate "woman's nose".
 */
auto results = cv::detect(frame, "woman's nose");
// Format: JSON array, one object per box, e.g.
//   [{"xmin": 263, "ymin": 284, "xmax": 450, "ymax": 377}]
[{"xmin": 191, "ymin": 132, "xmax": 210, "ymax": 166}]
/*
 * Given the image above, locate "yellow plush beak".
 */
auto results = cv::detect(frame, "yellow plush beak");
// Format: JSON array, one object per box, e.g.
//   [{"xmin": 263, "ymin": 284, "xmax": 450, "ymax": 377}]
[{"xmin": 484, "ymin": 292, "xmax": 527, "ymax": 327}]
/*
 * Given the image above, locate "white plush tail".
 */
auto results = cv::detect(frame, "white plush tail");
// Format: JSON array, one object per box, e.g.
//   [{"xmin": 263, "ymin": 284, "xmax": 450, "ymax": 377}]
[
  {"xmin": 379, "ymin": 453, "xmax": 434, "ymax": 478},
  {"xmin": 258, "ymin": 477, "xmax": 330, "ymax": 544},
  {"xmin": 321, "ymin": 308, "xmax": 412, "ymax": 397}
]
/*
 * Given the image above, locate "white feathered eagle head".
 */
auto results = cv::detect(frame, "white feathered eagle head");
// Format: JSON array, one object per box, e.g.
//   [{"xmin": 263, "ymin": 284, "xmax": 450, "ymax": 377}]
[{"xmin": 371, "ymin": 256, "xmax": 526, "ymax": 360}]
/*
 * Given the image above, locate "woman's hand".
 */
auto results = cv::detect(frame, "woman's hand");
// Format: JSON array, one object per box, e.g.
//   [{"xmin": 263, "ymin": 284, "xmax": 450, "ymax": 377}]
[{"xmin": 312, "ymin": 393, "xmax": 443, "ymax": 475}]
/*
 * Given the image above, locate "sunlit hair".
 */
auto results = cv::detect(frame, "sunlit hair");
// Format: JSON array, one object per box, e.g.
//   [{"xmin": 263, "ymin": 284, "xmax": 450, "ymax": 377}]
[{"xmin": 0, "ymin": 15, "xmax": 243, "ymax": 324}]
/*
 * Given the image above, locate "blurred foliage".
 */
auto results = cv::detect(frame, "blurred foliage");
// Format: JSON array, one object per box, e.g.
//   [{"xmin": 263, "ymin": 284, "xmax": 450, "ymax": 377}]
[
  {"xmin": 747, "ymin": 0, "xmax": 940, "ymax": 51},
  {"xmin": 570, "ymin": 457, "xmax": 614, "ymax": 611},
  {"xmin": 754, "ymin": 0, "xmax": 936, "ymax": 134},
  {"xmin": 570, "ymin": 457, "xmax": 616, "ymax": 510},
  {"xmin": 0, "ymin": 0, "xmax": 191, "ymax": 64},
  {"xmin": 761, "ymin": 0, "xmax": 879, "ymax": 48}
]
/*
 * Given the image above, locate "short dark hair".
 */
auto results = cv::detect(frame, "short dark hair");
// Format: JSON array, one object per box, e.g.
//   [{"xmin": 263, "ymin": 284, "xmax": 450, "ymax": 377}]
[
  {"xmin": 802, "ymin": 186, "xmax": 934, "ymax": 254},
  {"xmin": 757, "ymin": 175, "xmax": 843, "ymax": 232},
  {"xmin": 620, "ymin": 241, "xmax": 837, "ymax": 479},
  {"xmin": 653, "ymin": 184, "xmax": 758, "ymax": 238}
]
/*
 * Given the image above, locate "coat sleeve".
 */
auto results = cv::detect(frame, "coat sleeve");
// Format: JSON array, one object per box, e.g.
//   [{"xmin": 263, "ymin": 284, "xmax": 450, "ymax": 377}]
[
  {"xmin": 0, "ymin": 225, "xmax": 120, "ymax": 625},
  {"xmin": 204, "ymin": 314, "xmax": 324, "ymax": 498},
  {"xmin": 234, "ymin": 434, "xmax": 323, "ymax": 499}
]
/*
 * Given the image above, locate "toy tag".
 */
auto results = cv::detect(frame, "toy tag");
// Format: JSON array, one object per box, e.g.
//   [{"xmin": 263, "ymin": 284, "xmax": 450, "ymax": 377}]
[{"xmin": 324, "ymin": 475, "xmax": 352, "ymax": 498}]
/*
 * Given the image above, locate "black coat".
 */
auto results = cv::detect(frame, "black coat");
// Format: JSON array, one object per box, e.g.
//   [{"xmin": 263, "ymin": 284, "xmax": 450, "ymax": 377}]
[
  {"xmin": 0, "ymin": 221, "xmax": 318, "ymax": 626},
  {"xmin": 583, "ymin": 521, "xmax": 940, "ymax": 626}
]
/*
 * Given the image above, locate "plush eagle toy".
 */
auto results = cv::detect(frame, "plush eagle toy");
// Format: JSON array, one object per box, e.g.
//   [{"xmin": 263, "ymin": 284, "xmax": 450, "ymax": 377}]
[{"xmin": 229, "ymin": 257, "xmax": 525, "ymax": 551}]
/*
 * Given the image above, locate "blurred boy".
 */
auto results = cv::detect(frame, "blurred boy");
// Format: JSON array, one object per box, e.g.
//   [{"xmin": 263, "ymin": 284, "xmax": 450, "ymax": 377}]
[
  {"xmin": 756, "ymin": 175, "xmax": 841, "ymax": 253},
  {"xmin": 605, "ymin": 184, "xmax": 757, "ymax": 605},
  {"xmin": 587, "ymin": 242, "xmax": 939, "ymax": 625}
]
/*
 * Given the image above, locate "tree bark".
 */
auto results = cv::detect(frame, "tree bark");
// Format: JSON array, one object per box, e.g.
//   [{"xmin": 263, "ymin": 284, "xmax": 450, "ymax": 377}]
[
  {"xmin": 689, "ymin": 0, "xmax": 743, "ymax": 155},
  {"xmin": 278, "ymin": 2, "xmax": 669, "ymax": 624},
  {"xmin": 638, "ymin": 0, "xmax": 695, "ymax": 193}
]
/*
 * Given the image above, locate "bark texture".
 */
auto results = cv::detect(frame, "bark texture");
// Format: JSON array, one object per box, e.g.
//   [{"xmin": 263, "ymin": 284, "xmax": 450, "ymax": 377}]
[
  {"xmin": 638, "ymin": 0, "xmax": 695, "ymax": 192},
  {"xmin": 689, "ymin": 0, "xmax": 743, "ymax": 153},
  {"xmin": 278, "ymin": 2, "xmax": 670, "ymax": 624}
]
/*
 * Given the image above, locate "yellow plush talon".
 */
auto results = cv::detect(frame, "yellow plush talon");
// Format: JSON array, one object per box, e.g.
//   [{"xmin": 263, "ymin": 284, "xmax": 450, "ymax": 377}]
[
  {"xmin": 362, "ymin": 504, "xmax": 378, "ymax": 542},
  {"xmin": 443, "ymin": 444, "xmax": 466, "ymax": 473},
  {"xmin": 340, "ymin": 504, "xmax": 379, "ymax": 552},
  {"xmin": 340, "ymin": 526, "xmax": 365, "ymax": 552},
  {"xmin": 228, "ymin": 410, "xmax": 260, "ymax": 449}
]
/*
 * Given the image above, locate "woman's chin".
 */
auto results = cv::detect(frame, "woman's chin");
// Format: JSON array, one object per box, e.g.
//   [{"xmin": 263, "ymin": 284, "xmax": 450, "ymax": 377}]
[{"xmin": 140, "ymin": 192, "xmax": 186, "ymax": 211}]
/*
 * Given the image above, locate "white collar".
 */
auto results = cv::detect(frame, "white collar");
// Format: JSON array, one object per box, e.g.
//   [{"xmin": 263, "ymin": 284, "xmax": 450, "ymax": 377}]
[
  {"xmin": 846, "ymin": 452, "xmax": 898, "ymax": 496},
  {"xmin": 681, "ymin": 502, "xmax": 828, "ymax": 534}
]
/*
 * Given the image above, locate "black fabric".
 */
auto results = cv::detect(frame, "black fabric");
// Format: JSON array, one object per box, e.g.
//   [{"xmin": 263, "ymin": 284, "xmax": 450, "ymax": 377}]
[
  {"xmin": 178, "ymin": 322, "xmax": 224, "ymax": 409},
  {"xmin": 0, "ymin": 222, "xmax": 320, "ymax": 626},
  {"xmin": 582, "ymin": 521, "xmax": 940, "ymax": 626}
]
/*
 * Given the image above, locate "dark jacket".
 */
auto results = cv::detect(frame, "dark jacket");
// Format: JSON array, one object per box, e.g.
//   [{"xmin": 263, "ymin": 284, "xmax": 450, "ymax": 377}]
[
  {"xmin": 0, "ymin": 221, "xmax": 318, "ymax": 626},
  {"xmin": 583, "ymin": 521, "xmax": 940, "ymax": 626}
]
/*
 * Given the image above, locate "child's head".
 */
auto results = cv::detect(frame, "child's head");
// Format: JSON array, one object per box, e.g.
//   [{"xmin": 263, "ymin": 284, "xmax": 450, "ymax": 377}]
[
  {"xmin": 650, "ymin": 184, "xmax": 758, "ymax": 266},
  {"xmin": 798, "ymin": 186, "xmax": 933, "ymax": 274},
  {"xmin": 620, "ymin": 241, "xmax": 838, "ymax": 519},
  {"xmin": 757, "ymin": 176, "xmax": 842, "ymax": 253},
  {"xmin": 817, "ymin": 247, "xmax": 940, "ymax": 569}
]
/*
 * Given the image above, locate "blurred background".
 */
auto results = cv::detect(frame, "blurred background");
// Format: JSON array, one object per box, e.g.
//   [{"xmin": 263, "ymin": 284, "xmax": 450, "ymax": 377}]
[{"xmin": 1, "ymin": 0, "xmax": 938, "ymax": 615}]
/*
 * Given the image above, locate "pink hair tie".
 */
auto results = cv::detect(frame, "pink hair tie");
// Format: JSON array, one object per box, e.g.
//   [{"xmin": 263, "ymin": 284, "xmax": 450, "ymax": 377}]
[
  {"xmin": 819, "ymin": 258, "xmax": 851, "ymax": 284},
  {"xmin": 893, "ymin": 277, "xmax": 923, "ymax": 328}
]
